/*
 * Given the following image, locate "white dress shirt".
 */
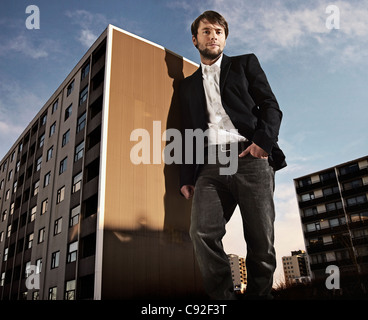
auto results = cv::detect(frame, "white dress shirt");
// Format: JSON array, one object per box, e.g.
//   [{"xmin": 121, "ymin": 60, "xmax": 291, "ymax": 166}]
[{"xmin": 201, "ymin": 55, "xmax": 247, "ymax": 145}]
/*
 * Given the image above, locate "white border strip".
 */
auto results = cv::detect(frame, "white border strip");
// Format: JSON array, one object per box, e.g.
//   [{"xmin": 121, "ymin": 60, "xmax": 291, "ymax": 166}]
[{"xmin": 94, "ymin": 24, "xmax": 113, "ymax": 300}]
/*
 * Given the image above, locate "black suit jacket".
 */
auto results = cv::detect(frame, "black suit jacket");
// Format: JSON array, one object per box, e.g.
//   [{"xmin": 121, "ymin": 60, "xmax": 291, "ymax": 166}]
[{"xmin": 179, "ymin": 53, "xmax": 286, "ymax": 188}]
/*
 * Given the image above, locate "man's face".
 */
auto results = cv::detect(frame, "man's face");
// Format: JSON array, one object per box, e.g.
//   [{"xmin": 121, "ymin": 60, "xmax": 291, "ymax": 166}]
[{"xmin": 192, "ymin": 19, "xmax": 226, "ymax": 62}]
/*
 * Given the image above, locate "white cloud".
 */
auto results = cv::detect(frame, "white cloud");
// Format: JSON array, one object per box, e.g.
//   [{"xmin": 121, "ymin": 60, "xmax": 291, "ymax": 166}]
[
  {"xmin": 0, "ymin": 33, "xmax": 56, "ymax": 59},
  {"xmin": 0, "ymin": 79, "xmax": 46, "ymax": 159},
  {"xmin": 183, "ymin": 0, "xmax": 368, "ymax": 65},
  {"xmin": 65, "ymin": 10, "xmax": 110, "ymax": 48}
]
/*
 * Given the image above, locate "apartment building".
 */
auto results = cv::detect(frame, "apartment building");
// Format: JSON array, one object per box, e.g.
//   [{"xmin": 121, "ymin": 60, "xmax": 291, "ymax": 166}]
[
  {"xmin": 282, "ymin": 250, "xmax": 311, "ymax": 285},
  {"xmin": 0, "ymin": 25, "xmax": 202, "ymax": 300},
  {"xmin": 228, "ymin": 254, "xmax": 247, "ymax": 293},
  {"xmin": 294, "ymin": 156, "xmax": 368, "ymax": 279}
]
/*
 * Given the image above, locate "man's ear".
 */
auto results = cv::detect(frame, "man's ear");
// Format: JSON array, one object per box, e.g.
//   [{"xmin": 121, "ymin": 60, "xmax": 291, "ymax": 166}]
[{"xmin": 192, "ymin": 35, "xmax": 198, "ymax": 48}]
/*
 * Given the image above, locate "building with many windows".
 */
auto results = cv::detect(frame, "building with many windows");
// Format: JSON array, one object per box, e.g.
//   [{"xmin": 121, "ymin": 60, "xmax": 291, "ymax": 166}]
[
  {"xmin": 228, "ymin": 254, "xmax": 247, "ymax": 293},
  {"xmin": 282, "ymin": 250, "xmax": 311, "ymax": 285},
  {"xmin": 294, "ymin": 156, "xmax": 368, "ymax": 279},
  {"xmin": 0, "ymin": 25, "xmax": 202, "ymax": 300}
]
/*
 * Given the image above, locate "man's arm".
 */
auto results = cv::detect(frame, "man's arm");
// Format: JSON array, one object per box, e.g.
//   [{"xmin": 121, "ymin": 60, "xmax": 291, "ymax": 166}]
[{"xmin": 245, "ymin": 54, "xmax": 283, "ymax": 156}]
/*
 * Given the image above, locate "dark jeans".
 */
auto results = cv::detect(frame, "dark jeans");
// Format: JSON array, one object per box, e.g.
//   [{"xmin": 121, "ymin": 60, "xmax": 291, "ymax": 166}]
[{"xmin": 190, "ymin": 150, "xmax": 276, "ymax": 300}]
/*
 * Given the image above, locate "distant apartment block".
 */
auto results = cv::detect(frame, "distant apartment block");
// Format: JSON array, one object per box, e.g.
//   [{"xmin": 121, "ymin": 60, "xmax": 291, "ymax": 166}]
[
  {"xmin": 228, "ymin": 254, "xmax": 247, "ymax": 293},
  {"xmin": 294, "ymin": 156, "xmax": 368, "ymax": 279},
  {"xmin": 0, "ymin": 25, "xmax": 203, "ymax": 300},
  {"xmin": 282, "ymin": 250, "xmax": 311, "ymax": 284}
]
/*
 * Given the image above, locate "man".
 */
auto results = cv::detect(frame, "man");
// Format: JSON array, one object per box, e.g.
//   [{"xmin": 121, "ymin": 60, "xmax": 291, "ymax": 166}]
[{"xmin": 179, "ymin": 11, "xmax": 286, "ymax": 300}]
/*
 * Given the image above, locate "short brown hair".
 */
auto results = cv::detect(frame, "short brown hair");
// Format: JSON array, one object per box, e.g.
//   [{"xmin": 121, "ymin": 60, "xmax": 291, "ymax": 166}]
[{"xmin": 191, "ymin": 11, "xmax": 229, "ymax": 39}]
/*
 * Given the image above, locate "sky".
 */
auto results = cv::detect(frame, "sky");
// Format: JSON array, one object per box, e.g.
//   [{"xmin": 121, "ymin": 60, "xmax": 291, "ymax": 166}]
[{"xmin": 1, "ymin": 0, "xmax": 368, "ymax": 286}]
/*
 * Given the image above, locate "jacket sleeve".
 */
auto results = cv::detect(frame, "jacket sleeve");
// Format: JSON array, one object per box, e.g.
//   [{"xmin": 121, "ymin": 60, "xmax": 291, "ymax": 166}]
[{"xmin": 245, "ymin": 54, "xmax": 283, "ymax": 155}]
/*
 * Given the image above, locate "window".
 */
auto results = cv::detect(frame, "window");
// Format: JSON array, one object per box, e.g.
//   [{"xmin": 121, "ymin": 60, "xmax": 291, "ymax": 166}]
[
  {"xmin": 326, "ymin": 201, "xmax": 342, "ymax": 212},
  {"xmin": 343, "ymin": 179, "xmax": 363, "ymax": 191},
  {"xmin": 301, "ymin": 192, "xmax": 314, "ymax": 202},
  {"xmin": 25, "ymin": 261, "xmax": 31, "ymax": 278},
  {"xmin": 72, "ymin": 172, "xmax": 82, "ymax": 193},
  {"xmin": 77, "ymin": 112, "xmax": 86, "ymax": 133},
  {"xmin": 339, "ymin": 163, "xmax": 359, "ymax": 175},
  {"xmin": 49, "ymin": 122, "xmax": 56, "ymax": 137},
  {"xmin": 298, "ymin": 177, "xmax": 311, "ymax": 188},
  {"xmin": 54, "ymin": 217, "xmax": 62, "ymax": 235},
  {"xmin": 2, "ymin": 210, "xmax": 7, "ymax": 222},
  {"xmin": 38, "ymin": 228, "xmax": 45, "ymax": 243},
  {"xmin": 36, "ymin": 258, "xmax": 42, "ymax": 274},
  {"xmin": 7, "ymin": 225, "xmax": 11, "ymax": 238},
  {"xmin": 44, "ymin": 171, "xmax": 51, "ymax": 187},
  {"xmin": 27, "ymin": 233, "xmax": 34, "ymax": 249},
  {"xmin": 13, "ymin": 181, "xmax": 17, "ymax": 193},
  {"xmin": 36, "ymin": 156, "xmax": 42, "ymax": 171},
  {"xmin": 0, "ymin": 272, "xmax": 5, "ymax": 287},
  {"xmin": 65, "ymin": 104, "xmax": 72, "ymax": 121},
  {"xmin": 33, "ymin": 180, "xmax": 40, "ymax": 196},
  {"xmin": 5, "ymin": 189, "xmax": 10, "ymax": 200},
  {"xmin": 3, "ymin": 247, "xmax": 8, "ymax": 261},
  {"xmin": 350, "ymin": 211, "xmax": 368, "ymax": 223},
  {"xmin": 79, "ymin": 86, "xmax": 88, "ymax": 105},
  {"xmin": 0, "ymin": 231, "xmax": 3, "ymax": 243},
  {"xmin": 304, "ymin": 207, "xmax": 318, "ymax": 217},
  {"xmin": 323, "ymin": 186, "xmax": 339, "ymax": 196},
  {"xmin": 74, "ymin": 141, "xmax": 84, "ymax": 162},
  {"xmin": 81, "ymin": 62, "xmax": 90, "ymax": 80},
  {"xmin": 62, "ymin": 129, "xmax": 70, "ymax": 147},
  {"xmin": 30, "ymin": 206, "xmax": 37, "ymax": 222},
  {"xmin": 65, "ymin": 280, "xmax": 76, "ymax": 300},
  {"xmin": 41, "ymin": 112, "xmax": 47, "ymax": 126},
  {"xmin": 41, "ymin": 199, "xmax": 48, "ymax": 215},
  {"xmin": 52, "ymin": 100, "xmax": 58, "ymax": 114},
  {"xmin": 59, "ymin": 157, "xmax": 68, "ymax": 175},
  {"xmin": 47, "ymin": 146, "xmax": 53, "ymax": 161},
  {"xmin": 51, "ymin": 251, "xmax": 60, "ymax": 269},
  {"xmin": 67, "ymin": 80, "xmax": 74, "ymax": 96},
  {"xmin": 0, "ymin": 179, "xmax": 3, "ymax": 189},
  {"xmin": 70, "ymin": 205, "xmax": 80, "ymax": 227},
  {"xmin": 56, "ymin": 186, "xmax": 65, "ymax": 204},
  {"xmin": 10, "ymin": 203, "xmax": 14, "ymax": 215},
  {"xmin": 347, "ymin": 195, "xmax": 367, "ymax": 207},
  {"xmin": 32, "ymin": 291, "xmax": 39, "ymax": 300},
  {"xmin": 306, "ymin": 221, "xmax": 321, "ymax": 232},
  {"xmin": 8, "ymin": 170, "xmax": 12, "ymax": 181},
  {"xmin": 16, "ymin": 161, "xmax": 20, "ymax": 173},
  {"xmin": 38, "ymin": 133, "xmax": 45, "ymax": 148},
  {"xmin": 48, "ymin": 287, "xmax": 57, "ymax": 300},
  {"xmin": 67, "ymin": 241, "xmax": 78, "ymax": 263}
]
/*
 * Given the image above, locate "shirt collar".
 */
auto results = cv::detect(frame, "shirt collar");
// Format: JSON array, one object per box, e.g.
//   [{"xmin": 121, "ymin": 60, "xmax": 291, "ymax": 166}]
[{"xmin": 201, "ymin": 54, "xmax": 223, "ymax": 74}]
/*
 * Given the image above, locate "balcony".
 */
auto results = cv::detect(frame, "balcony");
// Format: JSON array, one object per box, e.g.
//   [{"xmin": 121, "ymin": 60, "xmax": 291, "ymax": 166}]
[
  {"xmin": 301, "ymin": 208, "xmax": 345, "ymax": 224},
  {"xmin": 338, "ymin": 167, "xmax": 368, "ymax": 182},
  {"xmin": 296, "ymin": 176, "xmax": 337, "ymax": 194},
  {"xmin": 299, "ymin": 192, "xmax": 342, "ymax": 209}
]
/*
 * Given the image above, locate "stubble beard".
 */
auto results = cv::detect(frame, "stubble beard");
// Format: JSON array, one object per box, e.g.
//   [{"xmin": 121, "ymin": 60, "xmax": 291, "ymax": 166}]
[{"xmin": 198, "ymin": 46, "xmax": 223, "ymax": 61}]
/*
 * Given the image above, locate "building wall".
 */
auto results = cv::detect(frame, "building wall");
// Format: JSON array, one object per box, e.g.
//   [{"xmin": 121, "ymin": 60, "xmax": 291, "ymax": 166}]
[
  {"xmin": 0, "ymin": 29, "xmax": 107, "ymax": 300},
  {"xmin": 96, "ymin": 26, "xmax": 203, "ymax": 299}
]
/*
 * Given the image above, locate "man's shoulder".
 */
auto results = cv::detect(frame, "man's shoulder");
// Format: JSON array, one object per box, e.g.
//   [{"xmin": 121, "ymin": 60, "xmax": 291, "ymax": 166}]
[{"xmin": 226, "ymin": 53, "xmax": 258, "ymax": 64}]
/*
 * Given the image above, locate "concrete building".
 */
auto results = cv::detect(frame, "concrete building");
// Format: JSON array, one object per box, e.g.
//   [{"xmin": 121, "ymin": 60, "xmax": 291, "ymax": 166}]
[
  {"xmin": 282, "ymin": 250, "xmax": 311, "ymax": 285},
  {"xmin": 0, "ymin": 25, "xmax": 203, "ymax": 300},
  {"xmin": 228, "ymin": 254, "xmax": 247, "ymax": 293},
  {"xmin": 294, "ymin": 156, "xmax": 368, "ymax": 279}
]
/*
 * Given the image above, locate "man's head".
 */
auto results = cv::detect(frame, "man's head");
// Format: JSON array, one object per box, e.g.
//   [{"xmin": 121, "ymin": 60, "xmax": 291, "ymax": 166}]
[{"xmin": 191, "ymin": 11, "xmax": 228, "ymax": 64}]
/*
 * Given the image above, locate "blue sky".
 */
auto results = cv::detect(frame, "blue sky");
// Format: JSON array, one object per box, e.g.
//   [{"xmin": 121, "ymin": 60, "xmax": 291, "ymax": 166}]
[{"xmin": 1, "ymin": 0, "xmax": 368, "ymax": 284}]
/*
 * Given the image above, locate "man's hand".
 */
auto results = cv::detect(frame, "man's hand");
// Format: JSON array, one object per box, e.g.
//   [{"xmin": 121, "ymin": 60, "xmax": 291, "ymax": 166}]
[
  {"xmin": 181, "ymin": 185, "xmax": 195, "ymax": 199},
  {"xmin": 239, "ymin": 143, "xmax": 268, "ymax": 159}
]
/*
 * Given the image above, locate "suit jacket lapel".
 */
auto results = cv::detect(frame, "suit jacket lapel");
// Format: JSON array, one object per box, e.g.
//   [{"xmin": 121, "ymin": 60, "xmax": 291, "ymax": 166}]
[{"xmin": 220, "ymin": 54, "xmax": 232, "ymax": 94}]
